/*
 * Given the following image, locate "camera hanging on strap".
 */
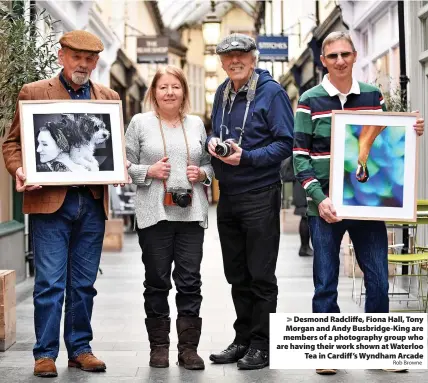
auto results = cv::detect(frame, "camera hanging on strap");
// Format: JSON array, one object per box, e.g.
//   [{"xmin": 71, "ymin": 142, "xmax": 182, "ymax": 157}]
[
  {"xmin": 157, "ymin": 117, "xmax": 193, "ymax": 208},
  {"xmin": 215, "ymin": 71, "xmax": 259, "ymax": 157}
]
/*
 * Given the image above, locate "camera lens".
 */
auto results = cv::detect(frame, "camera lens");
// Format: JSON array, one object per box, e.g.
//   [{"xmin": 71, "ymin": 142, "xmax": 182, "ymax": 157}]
[
  {"xmin": 176, "ymin": 193, "xmax": 191, "ymax": 208},
  {"xmin": 215, "ymin": 142, "xmax": 230, "ymax": 157}
]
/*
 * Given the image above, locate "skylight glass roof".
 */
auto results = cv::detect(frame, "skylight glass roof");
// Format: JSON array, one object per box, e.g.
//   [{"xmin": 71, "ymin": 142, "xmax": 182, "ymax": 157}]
[{"xmin": 157, "ymin": 0, "xmax": 257, "ymax": 30}]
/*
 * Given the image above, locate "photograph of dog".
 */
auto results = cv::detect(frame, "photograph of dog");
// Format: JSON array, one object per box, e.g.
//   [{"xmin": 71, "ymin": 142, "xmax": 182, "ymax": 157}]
[
  {"xmin": 33, "ymin": 113, "xmax": 114, "ymax": 172},
  {"xmin": 65, "ymin": 114, "xmax": 111, "ymax": 171}
]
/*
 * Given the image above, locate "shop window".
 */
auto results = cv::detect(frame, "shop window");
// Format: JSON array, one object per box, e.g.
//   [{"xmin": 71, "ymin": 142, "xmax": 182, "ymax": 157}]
[
  {"xmin": 373, "ymin": 53, "xmax": 390, "ymax": 92},
  {"xmin": 361, "ymin": 31, "xmax": 368, "ymax": 56},
  {"xmin": 187, "ymin": 63, "xmax": 204, "ymax": 115},
  {"xmin": 373, "ymin": 13, "xmax": 389, "ymax": 53},
  {"xmin": 424, "ymin": 19, "xmax": 428, "ymax": 50},
  {"xmin": 391, "ymin": 46, "xmax": 400, "ymax": 87}
]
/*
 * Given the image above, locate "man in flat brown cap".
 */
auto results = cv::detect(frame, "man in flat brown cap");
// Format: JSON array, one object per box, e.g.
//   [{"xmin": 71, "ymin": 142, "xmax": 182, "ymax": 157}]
[{"xmin": 2, "ymin": 30, "xmax": 120, "ymax": 378}]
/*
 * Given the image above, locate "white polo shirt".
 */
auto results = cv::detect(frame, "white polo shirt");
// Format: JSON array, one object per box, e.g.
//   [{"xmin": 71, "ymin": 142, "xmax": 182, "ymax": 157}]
[{"xmin": 321, "ymin": 74, "xmax": 360, "ymax": 109}]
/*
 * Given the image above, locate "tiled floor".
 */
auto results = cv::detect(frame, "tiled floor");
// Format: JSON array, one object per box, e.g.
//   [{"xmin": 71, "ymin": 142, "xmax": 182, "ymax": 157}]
[{"xmin": 1, "ymin": 207, "xmax": 426, "ymax": 382}]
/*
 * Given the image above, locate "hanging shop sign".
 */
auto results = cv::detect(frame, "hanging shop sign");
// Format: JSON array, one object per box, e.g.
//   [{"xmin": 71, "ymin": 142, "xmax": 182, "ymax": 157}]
[
  {"xmin": 136, "ymin": 37, "xmax": 168, "ymax": 64},
  {"xmin": 256, "ymin": 35, "xmax": 289, "ymax": 62}
]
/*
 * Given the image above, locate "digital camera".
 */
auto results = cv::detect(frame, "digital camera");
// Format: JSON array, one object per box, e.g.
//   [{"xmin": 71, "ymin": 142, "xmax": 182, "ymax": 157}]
[
  {"xmin": 164, "ymin": 188, "xmax": 192, "ymax": 208},
  {"xmin": 215, "ymin": 139, "xmax": 237, "ymax": 157}
]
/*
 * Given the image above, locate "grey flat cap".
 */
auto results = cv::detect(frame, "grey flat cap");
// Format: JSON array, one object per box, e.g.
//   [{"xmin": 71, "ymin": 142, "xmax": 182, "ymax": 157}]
[{"xmin": 215, "ymin": 33, "xmax": 256, "ymax": 55}]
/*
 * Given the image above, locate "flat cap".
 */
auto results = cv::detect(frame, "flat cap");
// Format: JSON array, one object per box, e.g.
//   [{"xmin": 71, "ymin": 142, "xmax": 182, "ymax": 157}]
[
  {"xmin": 215, "ymin": 33, "xmax": 256, "ymax": 55},
  {"xmin": 59, "ymin": 30, "xmax": 104, "ymax": 53}
]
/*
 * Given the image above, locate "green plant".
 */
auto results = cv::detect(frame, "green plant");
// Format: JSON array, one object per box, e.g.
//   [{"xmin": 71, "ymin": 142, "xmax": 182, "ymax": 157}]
[
  {"xmin": 0, "ymin": 3, "xmax": 59, "ymax": 137},
  {"xmin": 372, "ymin": 75, "xmax": 409, "ymax": 112},
  {"xmin": 381, "ymin": 86, "xmax": 408, "ymax": 113}
]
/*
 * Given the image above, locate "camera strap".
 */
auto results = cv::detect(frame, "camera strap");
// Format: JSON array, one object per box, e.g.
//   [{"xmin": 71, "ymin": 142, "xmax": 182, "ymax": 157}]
[
  {"xmin": 219, "ymin": 70, "xmax": 259, "ymax": 146},
  {"xmin": 157, "ymin": 116, "xmax": 192, "ymax": 192}
]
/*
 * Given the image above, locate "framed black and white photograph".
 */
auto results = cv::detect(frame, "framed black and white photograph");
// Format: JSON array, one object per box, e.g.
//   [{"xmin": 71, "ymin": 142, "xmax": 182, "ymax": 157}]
[{"xmin": 19, "ymin": 100, "xmax": 128, "ymax": 185}]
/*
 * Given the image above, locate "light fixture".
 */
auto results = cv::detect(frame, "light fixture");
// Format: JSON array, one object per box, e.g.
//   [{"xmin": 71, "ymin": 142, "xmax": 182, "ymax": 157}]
[
  {"xmin": 204, "ymin": 54, "xmax": 218, "ymax": 73},
  {"xmin": 376, "ymin": 57, "xmax": 382, "ymax": 71},
  {"xmin": 205, "ymin": 76, "xmax": 218, "ymax": 92},
  {"xmin": 205, "ymin": 92, "xmax": 216, "ymax": 105},
  {"xmin": 202, "ymin": 1, "xmax": 221, "ymax": 46}
]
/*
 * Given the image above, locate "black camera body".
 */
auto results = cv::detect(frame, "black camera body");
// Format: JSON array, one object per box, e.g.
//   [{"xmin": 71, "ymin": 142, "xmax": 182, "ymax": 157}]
[
  {"xmin": 164, "ymin": 188, "xmax": 192, "ymax": 208},
  {"xmin": 215, "ymin": 139, "xmax": 237, "ymax": 157}
]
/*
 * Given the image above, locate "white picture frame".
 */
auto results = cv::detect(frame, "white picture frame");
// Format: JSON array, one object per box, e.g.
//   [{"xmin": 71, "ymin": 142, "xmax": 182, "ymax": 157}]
[
  {"xmin": 330, "ymin": 110, "xmax": 419, "ymax": 222},
  {"xmin": 20, "ymin": 100, "xmax": 128, "ymax": 186}
]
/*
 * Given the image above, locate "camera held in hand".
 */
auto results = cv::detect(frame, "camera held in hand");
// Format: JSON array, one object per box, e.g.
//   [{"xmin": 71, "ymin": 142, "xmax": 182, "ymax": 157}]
[
  {"xmin": 164, "ymin": 188, "xmax": 192, "ymax": 208},
  {"xmin": 215, "ymin": 138, "xmax": 237, "ymax": 157}
]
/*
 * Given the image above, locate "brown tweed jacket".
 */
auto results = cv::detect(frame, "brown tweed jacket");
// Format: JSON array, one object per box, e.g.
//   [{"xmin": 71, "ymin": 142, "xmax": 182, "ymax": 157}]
[{"xmin": 2, "ymin": 75, "xmax": 120, "ymax": 217}]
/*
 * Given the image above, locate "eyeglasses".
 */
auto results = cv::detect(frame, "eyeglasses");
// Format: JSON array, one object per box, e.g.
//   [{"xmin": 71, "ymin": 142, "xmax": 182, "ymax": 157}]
[{"xmin": 324, "ymin": 51, "xmax": 354, "ymax": 61}]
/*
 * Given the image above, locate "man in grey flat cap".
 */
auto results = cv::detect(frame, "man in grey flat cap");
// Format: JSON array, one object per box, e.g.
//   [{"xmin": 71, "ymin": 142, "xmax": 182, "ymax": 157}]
[
  {"xmin": 3, "ymin": 30, "xmax": 119, "ymax": 377},
  {"xmin": 207, "ymin": 33, "xmax": 294, "ymax": 370}
]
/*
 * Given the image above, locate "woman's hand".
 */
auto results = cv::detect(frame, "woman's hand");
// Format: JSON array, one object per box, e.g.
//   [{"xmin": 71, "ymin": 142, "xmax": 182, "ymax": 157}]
[
  {"xmin": 187, "ymin": 165, "xmax": 206, "ymax": 183},
  {"xmin": 147, "ymin": 157, "xmax": 171, "ymax": 180}
]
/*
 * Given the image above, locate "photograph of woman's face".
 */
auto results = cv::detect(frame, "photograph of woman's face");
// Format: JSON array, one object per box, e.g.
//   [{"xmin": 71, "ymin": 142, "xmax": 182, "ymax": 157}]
[{"xmin": 36, "ymin": 130, "xmax": 62, "ymax": 163}]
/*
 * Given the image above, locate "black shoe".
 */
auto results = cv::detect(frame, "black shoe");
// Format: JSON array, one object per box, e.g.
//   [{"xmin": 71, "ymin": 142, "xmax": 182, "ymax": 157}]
[
  {"xmin": 237, "ymin": 348, "xmax": 269, "ymax": 370},
  {"xmin": 299, "ymin": 245, "xmax": 313, "ymax": 257},
  {"xmin": 209, "ymin": 343, "xmax": 249, "ymax": 364}
]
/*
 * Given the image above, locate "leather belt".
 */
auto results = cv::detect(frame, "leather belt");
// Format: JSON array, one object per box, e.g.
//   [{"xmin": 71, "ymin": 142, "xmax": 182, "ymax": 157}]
[{"xmin": 248, "ymin": 182, "xmax": 281, "ymax": 194}]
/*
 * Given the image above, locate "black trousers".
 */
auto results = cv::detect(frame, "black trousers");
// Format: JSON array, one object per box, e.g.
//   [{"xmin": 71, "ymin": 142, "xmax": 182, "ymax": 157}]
[
  {"xmin": 217, "ymin": 183, "xmax": 281, "ymax": 351},
  {"xmin": 137, "ymin": 221, "xmax": 204, "ymax": 319}
]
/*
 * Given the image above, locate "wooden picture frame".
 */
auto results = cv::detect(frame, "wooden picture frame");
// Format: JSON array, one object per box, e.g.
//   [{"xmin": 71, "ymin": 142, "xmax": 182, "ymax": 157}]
[
  {"xmin": 20, "ymin": 100, "xmax": 128, "ymax": 186},
  {"xmin": 330, "ymin": 110, "xmax": 419, "ymax": 222}
]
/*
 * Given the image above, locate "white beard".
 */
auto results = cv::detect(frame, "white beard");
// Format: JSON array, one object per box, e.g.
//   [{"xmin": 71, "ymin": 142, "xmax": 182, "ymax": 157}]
[{"xmin": 72, "ymin": 72, "xmax": 90, "ymax": 85}]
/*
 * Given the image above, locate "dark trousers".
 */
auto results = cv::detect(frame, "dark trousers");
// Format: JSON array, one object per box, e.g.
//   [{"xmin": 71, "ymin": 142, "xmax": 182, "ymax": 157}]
[
  {"xmin": 308, "ymin": 217, "xmax": 389, "ymax": 313},
  {"xmin": 137, "ymin": 221, "xmax": 204, "ymax": 319},
  {"xmin": 217, "ymin": 183, "xmax": 281, "ymax": 351}
]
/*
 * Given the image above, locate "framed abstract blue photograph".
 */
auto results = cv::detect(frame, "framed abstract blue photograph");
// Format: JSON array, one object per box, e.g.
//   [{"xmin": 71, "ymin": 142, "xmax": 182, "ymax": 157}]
[{"xmin": 330, "ymin": 111, "xmax": 419, "ymax": 222}]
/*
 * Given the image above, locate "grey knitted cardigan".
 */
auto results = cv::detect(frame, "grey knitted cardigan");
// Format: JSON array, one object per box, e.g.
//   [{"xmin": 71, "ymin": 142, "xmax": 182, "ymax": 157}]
[{"xmin": 125, "ymin": 112, "xmax": 213, "ymax": 229}]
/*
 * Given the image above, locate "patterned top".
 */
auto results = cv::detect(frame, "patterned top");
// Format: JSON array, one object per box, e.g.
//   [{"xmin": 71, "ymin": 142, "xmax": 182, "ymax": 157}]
[
  {"xmin": 37, "ymin": 161, "xmax": 70, "ymax": 172},
  {"xmin": 293, "ymin": 76, "xmax": 386, "ymax": 216},
  {"xmin": 125, "ymin": 112, "xmax": 214, "ymax": 229}
]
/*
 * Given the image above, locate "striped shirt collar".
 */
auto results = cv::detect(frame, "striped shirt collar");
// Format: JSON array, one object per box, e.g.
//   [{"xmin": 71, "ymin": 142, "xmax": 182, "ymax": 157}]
[{"xmin": 321, "ymin": 74, "xmax": 360, "ymax": 97}]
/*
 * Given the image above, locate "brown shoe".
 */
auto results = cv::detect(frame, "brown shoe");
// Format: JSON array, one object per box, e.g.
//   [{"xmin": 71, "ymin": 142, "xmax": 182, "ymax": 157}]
[
  {"xmin": 383, "ymin": 369, "xmax": 408, "ymax": 373},
  {"xmin": 177, "ymin": 317, "xmax": 205, "ymax": 370},
  {"xmin": 316, "ymin": 368, "xmax": 337, "ymax": 375},
  {"xmin": 34, "ymin": 358, "xmax": 58, "ymax": 377},
  {"xmin": 150, "ymin": 347, "xmax": 169, "ymax": 368},
  {"xmin": 68, "ymin": 353, "xmax": 106, "ymax": 372},
  {"xmin": 146, "ymin": 318, "xmax": 170, "ymax": 368}
]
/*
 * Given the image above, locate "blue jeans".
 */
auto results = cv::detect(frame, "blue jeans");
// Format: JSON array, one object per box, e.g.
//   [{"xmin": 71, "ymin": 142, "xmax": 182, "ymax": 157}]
[
  {"xmin": 308, "ymin": 217, "xmax": 389, "ymax": 313},
  {"xmin": 30, "ymin": 188, "xmax": 105, "ymax": 360}
]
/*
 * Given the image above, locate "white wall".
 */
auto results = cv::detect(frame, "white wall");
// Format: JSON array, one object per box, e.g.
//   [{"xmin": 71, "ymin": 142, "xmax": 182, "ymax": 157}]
[
  {"xmin": 339, "ymin": 1, "xmax": 400, "ymax": 92},
  {"xmin": 36, "ymin": 0, "xmax": 120, "ymax": 87},
  {"xmin": 406, "ymin": 1, "xmax": 428, "ymax": 244}
]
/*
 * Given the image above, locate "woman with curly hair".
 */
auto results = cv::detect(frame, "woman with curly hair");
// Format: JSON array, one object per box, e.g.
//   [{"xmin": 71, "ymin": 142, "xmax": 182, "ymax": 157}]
[{"xmin": 36, "ymin": 118, "xmax": 88, "ymax": 172}]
